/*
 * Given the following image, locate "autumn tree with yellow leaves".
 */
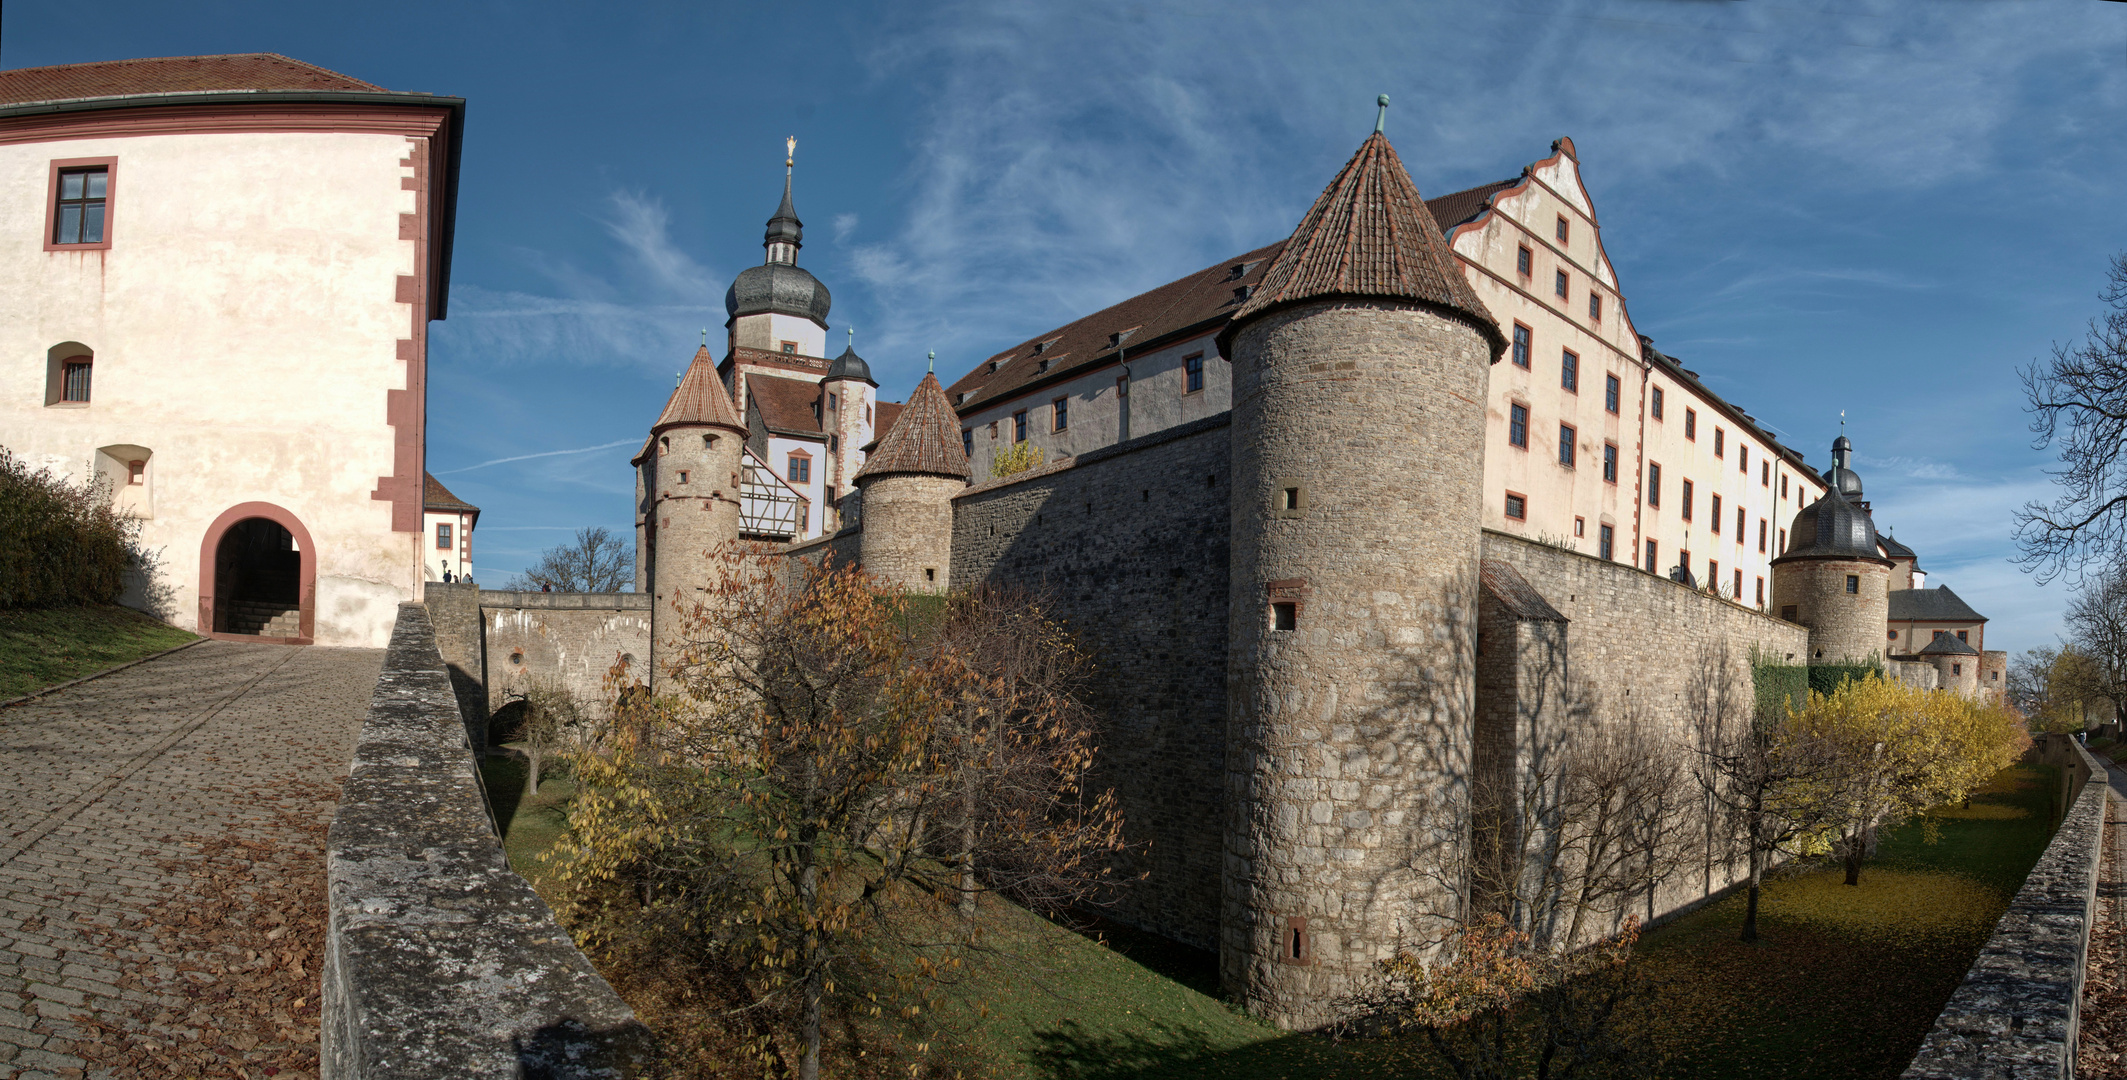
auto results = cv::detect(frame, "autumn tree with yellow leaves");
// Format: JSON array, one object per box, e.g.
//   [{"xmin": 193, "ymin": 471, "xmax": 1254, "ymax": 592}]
[{"xmin": 545, "ymin": 547, "xmax": 1127, "ymax": 1079}]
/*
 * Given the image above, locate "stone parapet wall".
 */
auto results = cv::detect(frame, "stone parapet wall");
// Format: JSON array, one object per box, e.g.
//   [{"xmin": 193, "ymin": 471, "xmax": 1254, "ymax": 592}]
[
  {"xmin": 951, "ymin": 412, "xmax": 1234, "ymax": 950},
  {"xmin": 481, "ymin": 596, "xmax": 651, "ymax": 719},
  {"xmin": 323, "ymin": 602, "xmax": 647, "ymax": 1078},
  {"xmin": 1902, "ymin": 735, "xmax": 2105, "ymax": 1080}
]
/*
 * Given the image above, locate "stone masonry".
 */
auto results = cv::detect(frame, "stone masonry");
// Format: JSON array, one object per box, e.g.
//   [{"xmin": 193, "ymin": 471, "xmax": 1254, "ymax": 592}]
[{"xmin": 1772, "ymin": 558, "xmax": 1891, "ymax": 665}]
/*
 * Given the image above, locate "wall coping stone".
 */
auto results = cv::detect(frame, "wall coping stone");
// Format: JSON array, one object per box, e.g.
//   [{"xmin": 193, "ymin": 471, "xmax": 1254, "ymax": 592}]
[
  {"xmin": 476, "ymin": 589, "xmax": 650, "ymax": 611},
  {"xmin": 323, "ymin": 602, "xmax": 649, "ymax": 1078},
  {"xmin": 1901, "ymin": 736, "xmax": 2106, "ymax": 1080},
  {"xmin": 1480, "ymin": 529, "xmax": 1806, "ymax": 638}
]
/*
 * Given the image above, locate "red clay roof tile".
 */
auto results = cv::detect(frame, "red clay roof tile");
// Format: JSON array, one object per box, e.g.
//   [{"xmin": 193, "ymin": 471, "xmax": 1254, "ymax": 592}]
[
  {"xmin": 656, "ymin": 346, "xmax": 746, "ymax": 435},
  {"xmin": 856, "ymin": 373, "xmax": 969, "ymax": 483},
  {"xmin": 0, "ymin": 53, "xmax": 384, "ymax": 106}
]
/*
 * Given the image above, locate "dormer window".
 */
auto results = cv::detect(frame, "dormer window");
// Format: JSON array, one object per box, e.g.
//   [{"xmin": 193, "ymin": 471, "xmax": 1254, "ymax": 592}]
[
  {"xmin": 1233, "ymin": 285, "xmax": 1253, "ymax": 303},
  {"xmin": 1227, "ymin": 263, "xmax": 1248, "ymax": 280},
  {"xmin": 987, "ymin": 361, "xmax": 999, "ymax": 374},
  {"xmin": 1109, "ymin": 327, "xmax": 1140, "ymax": 350},
  {"xmin": 1037, "ymin": 358, "xmax": 1050, "ymax": 373}
]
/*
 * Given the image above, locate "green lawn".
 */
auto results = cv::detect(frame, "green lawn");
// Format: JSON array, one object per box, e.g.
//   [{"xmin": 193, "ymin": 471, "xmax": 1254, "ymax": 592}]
[
  {"xmin": 479, "ymin": 748, "xmax": 576, "ymax": 889},
  {"xmin": 0, "ymin": 603, "xmax": 196, "ymax": 700},
  {"xmin": 493, "ymin": 761, "xmax": 2063, "ymax": 1079}
]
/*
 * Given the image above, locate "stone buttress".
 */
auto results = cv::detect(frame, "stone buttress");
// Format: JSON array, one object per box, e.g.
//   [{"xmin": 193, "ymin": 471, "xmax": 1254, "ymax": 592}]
[{"xmin": 1218, "ymin": 129, "xmax": 1507, "ymax": 1028}]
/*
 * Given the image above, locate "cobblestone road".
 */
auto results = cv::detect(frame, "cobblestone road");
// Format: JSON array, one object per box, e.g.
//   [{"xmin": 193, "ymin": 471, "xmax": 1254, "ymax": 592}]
[{"xmin": 0, "ymin": 640, "xmax": 378, "ymax": 1079}]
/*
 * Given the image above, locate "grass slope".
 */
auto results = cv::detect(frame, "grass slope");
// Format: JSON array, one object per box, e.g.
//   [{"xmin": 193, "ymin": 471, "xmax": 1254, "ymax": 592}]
[
  {"xmin": 0, "ymin": 603, "xmax": 196, "ymax": 699},
  {"xmin": 491, "ymin": 760, "xmax": 2061, "ymax": 1079}
]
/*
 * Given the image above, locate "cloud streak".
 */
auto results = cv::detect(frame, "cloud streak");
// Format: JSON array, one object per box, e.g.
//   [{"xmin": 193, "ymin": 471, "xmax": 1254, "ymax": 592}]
[{"xmin": 434, "ymin": 439, "xmax": 639, "ymax": 475}]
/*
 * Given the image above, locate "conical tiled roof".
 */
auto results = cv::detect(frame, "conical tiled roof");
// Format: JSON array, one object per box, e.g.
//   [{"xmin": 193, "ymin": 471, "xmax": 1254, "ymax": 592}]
[
  {"xmin": 653, "ymin": 345, "xmax": 746, "ymax": 435},
  {"xmin": 1220, "ymin": 132, "xmax": 1503, "ymax": 358},
  {"xmin": 855, "ymin": 372, "xmax": 970, "ymax": 483}
]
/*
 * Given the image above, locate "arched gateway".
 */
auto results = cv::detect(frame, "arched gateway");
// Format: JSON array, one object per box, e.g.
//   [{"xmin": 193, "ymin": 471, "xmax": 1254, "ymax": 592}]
[{"xmin": 197, "ymin": 503, "xmax": 316, "ymax": 644}]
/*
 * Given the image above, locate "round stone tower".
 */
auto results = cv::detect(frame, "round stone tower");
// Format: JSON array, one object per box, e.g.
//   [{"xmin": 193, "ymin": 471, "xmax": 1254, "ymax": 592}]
[
  {"xmin": 647, "ymin": 344, "xmax": 748, "ymax": 687},
  {"xmin": 1918, "ymin": 634, "xmax": 1982, "ymax": 694},
  {"xmin": 852, "ymin": 368, "xmax": 969, "ymax": 591},
  {"xmin": 1771, "ymin": 437, "xmax": 1891, "ymax": 665},
  {"xmin": 1217, "ymin": 123, "xmax": 1507, "ymax": 1029}
]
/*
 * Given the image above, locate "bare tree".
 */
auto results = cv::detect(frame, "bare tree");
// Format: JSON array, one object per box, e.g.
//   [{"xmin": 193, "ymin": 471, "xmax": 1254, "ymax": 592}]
[
  {"xmin": 509, "ymin": 526, "xmax": 631, "ymax": 592},
  {"xmin": 2066, "ymin": 564, "xmax": 2127, "ymax": 725},
  {"xmin": 2017, "ymin": 253, "xmax": 2127, "ymax": 583}
]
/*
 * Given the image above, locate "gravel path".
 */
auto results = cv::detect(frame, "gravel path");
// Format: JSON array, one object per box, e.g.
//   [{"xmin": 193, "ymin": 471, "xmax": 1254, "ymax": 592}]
[{"xmin": 0, "ymin": 640, "xmax": 377, "ymax": 1080}]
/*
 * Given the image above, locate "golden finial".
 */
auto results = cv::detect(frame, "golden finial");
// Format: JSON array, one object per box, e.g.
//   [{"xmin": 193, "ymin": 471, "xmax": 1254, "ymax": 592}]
[{"xmin": 786, "ymin": 136, "xmax": 796, "ymax": 168}]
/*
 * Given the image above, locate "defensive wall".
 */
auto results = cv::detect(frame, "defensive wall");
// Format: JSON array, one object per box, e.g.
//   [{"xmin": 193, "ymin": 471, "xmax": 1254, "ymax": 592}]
[
  {"xmin": 427, "ymin": 584, "xmax": 651, "ymax": 736},
  {"xmin": 950, "ymin": 413, "xmax": 1234, "ymax": 948},
  {"xmin": 1903, "ymin": 734, "xmax": 2105, "ymax": 1079},
  {"xmin": 323, "ymin": 602, "xmax": 647, "ymax": 1078}
]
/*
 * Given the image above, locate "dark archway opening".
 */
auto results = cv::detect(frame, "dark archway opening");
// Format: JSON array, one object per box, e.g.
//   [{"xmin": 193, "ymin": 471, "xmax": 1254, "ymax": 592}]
[{"xmin": 213, "ymin": 517, "xmax": 301, "ymax": 636}]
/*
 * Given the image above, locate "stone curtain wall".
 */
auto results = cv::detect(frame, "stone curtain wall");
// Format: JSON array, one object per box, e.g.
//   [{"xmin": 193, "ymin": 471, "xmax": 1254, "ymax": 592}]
[
  {"xmin": 1902, "ymin": 735, "xmax": 2105, "ymax": 1079},
  {"xmin": 479, "ymin": 592, "xmax": 651, "ymax": 719},
  {"xmin": 950, "ymin": 413, "xmax": 1235, "ymax": 949},
  {"xmin": 324, "ymin": 602, "xmax": 648, "ymax": 1078},
  {"xmin": 424, "ymin": 582, "xmax": 488, "ymax": 747},
  {"xmin": 1478, "ymin": 531, "xmax": 1810, "ymax": 922}
]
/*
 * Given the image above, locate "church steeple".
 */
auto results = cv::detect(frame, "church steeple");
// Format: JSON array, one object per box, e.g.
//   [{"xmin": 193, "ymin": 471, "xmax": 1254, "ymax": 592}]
[{"xmin": 764, "ymin": 136, "xmax": 802, "ymax": 264}]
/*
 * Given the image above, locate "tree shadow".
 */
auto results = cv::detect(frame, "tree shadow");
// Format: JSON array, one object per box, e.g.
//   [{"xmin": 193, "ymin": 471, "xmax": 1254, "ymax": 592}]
[
  {"xmin": 1057, "ymin": 912, "xmax": 1223, "ymax": 998},
  {"xmin": 1026, "ymin": 1018, "xmax": 1408, "ymax": 1080}
]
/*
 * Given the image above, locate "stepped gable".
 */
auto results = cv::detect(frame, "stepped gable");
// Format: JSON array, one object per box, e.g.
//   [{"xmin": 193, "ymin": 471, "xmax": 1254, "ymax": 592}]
[
  {"xmin": 855, "ymin": 373, "xmax": 969, "ymax": 483},
  {"xmin": 654, "ymin": 346, "xmax": 746, "ymax": 435},
  {"xmin": 1220, "ymin": 131, "xmax": 1505, "ymax": 358},
  {"xmin": 0, "ymin": 53, "xmax": 383, "ymax": 104}
]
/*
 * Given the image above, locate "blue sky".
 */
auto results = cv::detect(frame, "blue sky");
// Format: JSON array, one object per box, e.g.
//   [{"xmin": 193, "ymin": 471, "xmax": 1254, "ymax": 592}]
[{"xmin": 5, "ymin": 0, "xmax": 2122, "ymax": 652}]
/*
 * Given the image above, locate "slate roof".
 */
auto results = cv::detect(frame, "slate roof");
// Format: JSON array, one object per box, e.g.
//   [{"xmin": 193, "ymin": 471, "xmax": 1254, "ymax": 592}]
[
  {"xmin": 1773, "ymin": 486, "xmax": 1886, "ymax": 564},
  {"xmin": 655, "ymin": 346, "xmax": 746, "ymax": 435},
  {"xmin": 856, "ymin": 373, "xmax": 970, "ymax": 483},
  {"xmin": 0, "ymin": 53, "xmax": 382, "ymax": 105},
  {"xmin": 1917, "ymin": 634, "xmax": 1980, "ymax": 657},
  {"xmin": 422, "ymin": 472, "xmax": 479, "ymax": 525},
  {"xmin": 1220, "ymin": 132, "xmax": 1503, "ymax": 358},
  {"xmin": 1888, "ymin": 585, "xmax": 1986, "ymax": 623},
  {"xmin": 1880, "ymin": 533, "xmax": 1917, "ymax": 561},
  {"xmin": 1481, "ymin": 559, "xmax": 1567, "ymax": 622}
]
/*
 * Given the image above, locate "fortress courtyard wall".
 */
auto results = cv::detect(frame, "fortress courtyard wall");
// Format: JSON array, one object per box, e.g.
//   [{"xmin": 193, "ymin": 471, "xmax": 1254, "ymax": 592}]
[{"xmin": 950, "ymin": 413, "xmax": 1235, "ymax": 949}]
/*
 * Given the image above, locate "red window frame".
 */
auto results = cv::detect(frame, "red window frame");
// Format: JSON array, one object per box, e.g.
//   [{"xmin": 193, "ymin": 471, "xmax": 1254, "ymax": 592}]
[{"xmin": 45, "ymin": 157, "xmax": 118, "ymax": 252}]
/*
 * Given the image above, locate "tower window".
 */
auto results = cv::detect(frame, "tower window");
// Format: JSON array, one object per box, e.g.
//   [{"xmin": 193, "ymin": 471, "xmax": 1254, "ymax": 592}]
[
  {"xmin": 1505, "ymin": 492, "xmax": 1527, "ymax": 520},
  {"xmin": 1558, "ymin": 423, "xmax": 1576, "ymax": 467},
  {"xmin": 925, "ymin": 568, "xmax": 937, "ymax": 583},
  {"xmin": 1508, "ymin": 404, "xmax": 1528, "ymax": 448},
  {"xmin": 1605, "ymin": 374, "xmax": 1620, "ymax": 415},
  {"xmin": 1599, "ymin": 523, "xmax": 1615, "ymax": 560},
  {"xmin": 1282, "ymin": 488, "xmax": 1301, "ymax": 511},
  {"xmin": 1560, "ymin": 349, "xmax": 1579, "ymax": 391},
  {"xmin": 1184, "ymin": 353, "xmax": 1206, "ymax": 394},
  {"xmin": 1517, "ymin": 245, "xmax": 1532, "ymax": 277},
  {"xmin": 1846, "ymin": 575, "xmax": 1859, "ymax": 594},
  {"xmin": 1651, "ymin": 386, "xmax": 1664, "ymax": 419},
  {"xmin": 1512, "ymin": 323, "xmax": 1532, "ymax": 368},
  {"xmin": 780, "ymin": 341, "xmax": 798, "ymax": 354},
  {"xmin": 1555, "ymin": 270, "xmax": 1569, "ymax": 298},
  {"xmin": 1953, "ymin": 663, "xmax": 1963, "ymax": 676},
  {"xmin": 1271, "ymin": 602, "xmax": 1297, "ymax": 632},
  {"xmin": 677, "ymin": 470, "xmax": 689, "ymax": 484}
]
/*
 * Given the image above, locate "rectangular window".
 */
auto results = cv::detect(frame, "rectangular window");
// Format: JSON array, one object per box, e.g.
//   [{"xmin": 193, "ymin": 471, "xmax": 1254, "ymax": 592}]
[
  {"xmin": 1682, "ymin": 479, "xmax": 1694, "ymax": 521},
  {"xmin": 1184, "ymin": 353, "xmax": 1206, "ymax": 393},
  {"xmin": 1781, "ymin": 474, "xmax": 1789, "ymax": 499},
  {"xmin": 1953, "ymin": 662, "xmax": 1963, "ymax": 676},
  {"xmin": 1685, "ymin": 409, "xmax": 1697, "ymax": 440},
  {"xmin": 1605, "ymin": 374, "xmax": 1621, "ymax": 414},
  {"xmin": 1759, "ymin": 519, "xmax": 1768, "ymax": 552},
  {"xmin": 1603, "ymin": 442, "xmax": 1618, "ymax": 483},
  {"xmin": 1560, "ymin": 349, "xmax": 1578, "ymax": 391},
  {"xmin": 1739, "ymin": 446, "xmax": 1749, "ymax": 473},
  {"xmin": 1646, "ymin": 540, "xmax": 1659, "ymax": 573},
  {"xmin": 1517, "ymin": 245, "xmax": 1532, "ymax": 277},
  {"xmin": 963, "ymin": 429, "xmax": 973, "ymax": 457},
  {"xmin": 1509, "ymin": 403, "xmax": 1529, "ymax": 448},
  {"xmin": 1512, "ymin": 323, "xmax": 1532, "ymax": 368},
  {"xmin": 1780, "ymin": 528, "xmax": 1787, "ymax": 551},
  {"xmin": 1714, "ymin": 428, "xmax": 1725, "ymax": 457},
  {"xmin": 1505, "ymin": 492, "xmax": 1527, "ymax": 520},
  {"xmin": 49, "ymin": 162, "xmax": 113, "ymax": 248},
  {"xmin": 1736, "ymin": 507, "xmax": 1745, "ymax": 543},
  {"xmin": 987, "ymin": 420, "xmax": 998, "ymax": 439},
  {"xmin": 1958, "ymin": 630, "xmax": 1969, "ymax": 642},
  {"xmin": 1846, "ymin": 574, "xmax": 1860, "ymax": 594},
  {"xmin": 1555, "ymin": 269, "xmax": 1569, "ymax": 298},
  {"xmin": 62, "ymin": 360, "xmax": 91, "ymax": 403},
  {"xmin": 1558, "ymin": 423, "xmax": 1576, "ymax": 466},
  {"xmin": 781, "ymin": 341, "xmax": 798, "ymax": 354},
  {"xmin": 1763, "ymin": 461, "xmax": 1771, "ymax": 486},
  {"xmin": 1735, "ymin": 569, "xmax": 1743, "ymax": 598},
  {"xmin": 1647, "ymin": 462, "xmax": 1661, "ymax": 507},
  {"xmin": 1711, "ymin": 493, "xmax": 1722, "ymax": 531},
  {"xmin": 788, "ymin": 455, "xmax": 810, "ymax": 483},
  {"xmin": 1708, "ymin": 559, "xmax": 1719, "ymax": 589},
  {"xmin": 1556, "ymin": 214, "xmax": 1569, "ymax": 242},
  {"xmin": 1599, "ymin": 523, "xmax": 1615, "ymax": 560},
  {"xmin": 1681, "ymin": 550, "xmax": 1692, "ymax": 578},
  {"xmin": 436, "ymin": 523, "xmax": 452, "ymax": 550},
  {"xmin": 1757, "ymin": 577, "xmax": 1766, "ymax": 605},
  {"xmin": 828, "ymin": 393, "xmax": 839, "ymax": 412},
  {"xmin": 1013, "ymin": 410, "xmax": 1028, "ymax": 442},
  {"xmin": 1052, "ymin": 397, "xmax": 1068, "ymax": 431},
  {"xmin": 1651, "ymin": 386, "xmax": 1664, "ymax": 420},
  {"xmin": 1588, "ymin": 293, "xmax": 1602, "ymax": 322},
  {"xmin": 1574, "ymin": 516, "xmax": 1586, "ymax": 537},
  {"xmin": 1272, "ymin": 602, "xmax": 1297, "ymax": 632}
]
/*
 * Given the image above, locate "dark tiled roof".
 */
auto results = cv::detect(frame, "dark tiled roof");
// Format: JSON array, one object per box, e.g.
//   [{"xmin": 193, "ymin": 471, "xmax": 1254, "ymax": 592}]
[
  {"xmin": 1774, "ymin": 486, "xmax": 1884, "ymax": 563},
  {"xmin": 1222, "ymin": 132, "xmax": 1503, "ymax": 358},
  {"xmin": 1880, "ymin": 534, "xmax": 1917, "ymax": 560},
  {"xmin": 1888, "ymin": 586, "xmax": 1986, "ymax": 623},
  {"xmin": 422, "ymin": 472, "xmax": 478, "ymax": 517},
  {"xmin": 746, "ymin": 373, "xmax": 825, "ymax": 438},
  {"xmin": 1426, "ymin": 178, "xmax": 1519, "ymax": 232},
  {"xmin": 856, "ymin": 373, "xmax": 969, "ymax": 483},
  {"xmin": 0, "ymin": 53, "xmax": 382, "ymax": 105},
  {"xmin": 1640, "ymin": 343, "xmax": 1816, "ymax": 480},
  {"xmin": 1481, "ymin": 559, "xmax": 1566, "ymax": 622},
  {"xmin": 655, "ymin": 346, "xmax": 746, "ymax": 435},
  {"xmin": 1917, "ymin": 634, "xmax": 1980, "ymax": 657}
]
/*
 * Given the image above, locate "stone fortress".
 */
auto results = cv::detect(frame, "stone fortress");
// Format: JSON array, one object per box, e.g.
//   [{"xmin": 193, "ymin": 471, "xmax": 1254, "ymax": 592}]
[{"xmin": 614, "ymin": 112, "xmax": 2012, "ymax": 1027}]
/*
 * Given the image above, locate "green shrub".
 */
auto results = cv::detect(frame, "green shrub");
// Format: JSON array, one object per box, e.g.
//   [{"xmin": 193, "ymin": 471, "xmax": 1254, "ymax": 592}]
[
  {"xmin": 1808, "ymin": 662, "xmax": 1883, "ymax": 698},
  {"xmin": 1753, "ymin": 659, "xmax": 1808, "ymax": 722},
  {"xmin": 0, "ymin": 447, "xmax": 138, "ymax": 608}
]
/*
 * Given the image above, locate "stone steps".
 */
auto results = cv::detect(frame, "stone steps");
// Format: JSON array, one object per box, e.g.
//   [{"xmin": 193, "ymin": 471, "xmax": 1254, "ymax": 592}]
[{"xmin": 224, "ymin": 600, "xmax": 300, "ymax": 638}]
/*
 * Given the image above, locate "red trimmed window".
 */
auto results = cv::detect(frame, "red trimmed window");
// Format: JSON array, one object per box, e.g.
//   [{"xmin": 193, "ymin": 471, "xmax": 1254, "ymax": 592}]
[
  {"xmin": 1517, "ymin": 245, "xmax": 1532, "ymax": 277},
  {"xmin": 47, "ymin": 159, "xmax": 116, "ymax": 250},
  {"xmin": 1556, "ymin": 215, "xmax": 1570, "ymax": 242},
  {"xmin": 1509, "ymin": 403, "xmax": 1529, "ymax": 448},
  {"xmin": 1512, "ymin": 323, "xmax": 1532, "ymax": 368},
  {"xmin": 1711, "ymin": 493, "xmax": 1722, "ymax": 531},
  {"xmin": 436, "ymin": 523, "xmax": 452, "ymax": 550},
  {"xmin": 1505, "ymin": 492, "xmax": 1527, "ymax": 520},
  {"xmin": 787, "ymin": 453, "xmax": 811, "ymax": 484}
]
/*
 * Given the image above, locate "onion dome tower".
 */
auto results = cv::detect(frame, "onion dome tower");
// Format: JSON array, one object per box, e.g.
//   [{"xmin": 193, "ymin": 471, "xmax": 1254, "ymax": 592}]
[
  {"xmin": 725, "ymin": 139, "xmax": 832, "ymax": 351},
  {"xmin": 823, "ymin": 330, "xmax": 879, "ymax": 520},
  {"xmin": 1771, "ymin": 435, "xmax": 1891, "ymax": 666},
  {"xmin": 853, "ymin": 363, "xmax": 970, "ymax": 592},
  {"xmin": 1217, "ymin": 99, "xmax": 1506, "ymax": 1030},
  {"xmin": 646, "ymin": 344, "xmax": 748, "ymax": 687}
]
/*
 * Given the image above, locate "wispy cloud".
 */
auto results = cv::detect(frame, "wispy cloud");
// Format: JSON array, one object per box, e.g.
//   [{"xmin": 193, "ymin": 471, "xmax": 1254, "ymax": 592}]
[{"xmin": 434, "ymin": 439, "xmax": 639, "ymax": 475}]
